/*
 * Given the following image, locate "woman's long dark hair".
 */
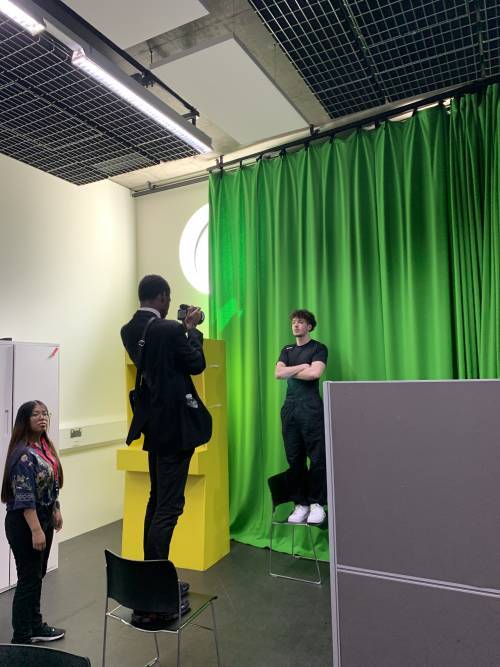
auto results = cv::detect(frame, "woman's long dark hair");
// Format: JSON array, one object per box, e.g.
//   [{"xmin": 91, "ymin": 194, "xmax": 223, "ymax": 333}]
[{"xmin": 1, "ymin": 400, "xmax": 64, "ymax": 503}]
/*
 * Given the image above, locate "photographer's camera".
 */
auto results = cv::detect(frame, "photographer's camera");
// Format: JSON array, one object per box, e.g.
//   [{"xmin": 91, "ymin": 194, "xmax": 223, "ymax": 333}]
[{"xmin": 177, "ymin": 304, "xmax": 205, "ymax": 324}]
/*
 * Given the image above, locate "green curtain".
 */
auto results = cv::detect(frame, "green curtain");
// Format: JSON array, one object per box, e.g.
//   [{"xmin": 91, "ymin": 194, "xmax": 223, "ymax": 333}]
[
  {"xmin": 448, "ymin": 85, "xmax": 500, "ymax": 376},
  {"xmin": 208, "ymin": 85, "xmax": 500, "ymax": 559}
]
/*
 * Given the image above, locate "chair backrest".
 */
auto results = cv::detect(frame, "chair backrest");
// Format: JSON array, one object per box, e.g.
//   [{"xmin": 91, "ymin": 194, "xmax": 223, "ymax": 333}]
[
  {"xmin": 0, "ymin": 643, "xmax": 90, "ymax": 667},
  {"xmin": 104, "ymin": 549, "xmax": 179, "ymax": 613},
  {"xmin": 268, "ymin": 470, "xmax": 292, "ymax": 509}
]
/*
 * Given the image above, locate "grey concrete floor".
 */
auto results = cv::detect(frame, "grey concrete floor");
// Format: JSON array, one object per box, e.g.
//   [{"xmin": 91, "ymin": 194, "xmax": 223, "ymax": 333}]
[{"xmin": 0, "ymin": 522, "xmax": 332, "ymax": 666}]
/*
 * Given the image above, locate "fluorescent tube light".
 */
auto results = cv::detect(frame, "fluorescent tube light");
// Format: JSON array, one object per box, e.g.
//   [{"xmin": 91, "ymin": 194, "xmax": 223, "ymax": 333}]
[
  {"xmin": 0, "ymin": 0, "xmax": 45, "ymax": 35},
  {"xmin": 72, "ymin": 48, "xmax": 213, "ymax": 154}
]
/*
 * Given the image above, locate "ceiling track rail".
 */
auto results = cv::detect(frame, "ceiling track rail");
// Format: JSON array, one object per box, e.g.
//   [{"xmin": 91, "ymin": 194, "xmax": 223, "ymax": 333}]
[
  {"xmin": 210, "ymin": 74, "xmax": 500, "ymax": 173},
  {"xmin": 32, "ymin": 0, "xmax": 199, "ymax": 118}
]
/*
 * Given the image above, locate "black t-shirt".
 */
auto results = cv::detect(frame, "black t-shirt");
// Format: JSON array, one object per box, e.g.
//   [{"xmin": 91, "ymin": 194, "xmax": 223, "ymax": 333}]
[{"xmin": 278, "ymin": 339, "xmax": 328, "ymax": 399}]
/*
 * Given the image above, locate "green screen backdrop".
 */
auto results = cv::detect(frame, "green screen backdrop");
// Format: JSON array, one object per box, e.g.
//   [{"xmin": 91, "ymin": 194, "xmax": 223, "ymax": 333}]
[{"xmin": 208, "ymin": 85, "xmax": 500, "ymax": 559}]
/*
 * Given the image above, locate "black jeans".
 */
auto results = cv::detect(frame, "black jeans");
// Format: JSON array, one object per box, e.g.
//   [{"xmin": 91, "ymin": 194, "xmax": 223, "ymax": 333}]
[
  {"xmin": 5, "ymin": 506, "xmax": 54, "ymax": 643},
  {"xmin": 281, "ymin": 397, "xmax": 327, "ymax": 506},
  {"xmin": 143, "ymin": 449, "xmax": 194, "ymax": 560}
]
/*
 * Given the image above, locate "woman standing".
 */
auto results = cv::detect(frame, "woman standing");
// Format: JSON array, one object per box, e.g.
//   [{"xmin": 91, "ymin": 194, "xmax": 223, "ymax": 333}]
[{"xmin": 1, "ymin": 400, "xmax": 65, "ymax": 645}]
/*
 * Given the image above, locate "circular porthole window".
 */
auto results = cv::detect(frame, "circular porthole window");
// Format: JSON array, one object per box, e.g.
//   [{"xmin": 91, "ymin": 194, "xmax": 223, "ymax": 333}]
[{"xmin": 179, "ymin": 203, "xmax": 209, "ymax": 294}]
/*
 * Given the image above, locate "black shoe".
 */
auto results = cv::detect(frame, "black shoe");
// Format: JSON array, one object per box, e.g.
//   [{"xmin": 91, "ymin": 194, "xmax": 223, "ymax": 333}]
[
  {"xmin": 31, "ymin": 623, "xmax": 65, "ymax": 642},
  {"xmin": 131, "ymin": 599, "xmax": 191, "ymax": 629},
  {"xmin": 131, "ymin": 612, "xmax": 168, "ymax": 631},
  {"xmin": 179, "ymin": 580, "xmax": 190, "ymax": 597},
  {"xmin": 159, "ymin": 598, "xmax": 191, "ymax": 621}
]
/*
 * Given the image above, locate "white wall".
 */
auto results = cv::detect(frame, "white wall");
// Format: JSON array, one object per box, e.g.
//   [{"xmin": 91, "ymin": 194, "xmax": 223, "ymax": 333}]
[
  {"xmin": 0, "ymin": 154, "xmax": 136, "ymax": 541},
  {"xmin": 59, "ymin": 444, "xmax": 125, "ymax": 541},
  {"xmin": 135, "ymin": 180, "xmax": 209, "ymax": 334}
]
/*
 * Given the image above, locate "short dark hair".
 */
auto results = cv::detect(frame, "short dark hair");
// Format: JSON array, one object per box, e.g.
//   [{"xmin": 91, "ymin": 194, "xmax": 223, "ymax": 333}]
[
  {"xmin": 138, "ymin": 275, "xmax": 170, "ymax": 302},
  {"xmin": 290, "ymin": 309, "xmax": 317, "ymax": 331}
]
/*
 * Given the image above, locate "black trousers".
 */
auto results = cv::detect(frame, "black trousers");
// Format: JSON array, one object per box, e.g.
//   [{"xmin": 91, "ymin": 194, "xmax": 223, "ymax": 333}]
[
  {"xmin": 143, "ymin": 449, "xmax": 194, "ymax": 560},
  {"xmin": 5, "ymin": 506, "xmax": 54, "ymax": 643},
  {"xmin": 281, "ymin": 397, "xmax": 327, "ymax": 506}
]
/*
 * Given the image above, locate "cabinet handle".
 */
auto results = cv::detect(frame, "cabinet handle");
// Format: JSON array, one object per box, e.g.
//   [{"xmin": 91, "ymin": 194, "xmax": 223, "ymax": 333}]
[
  {"xmin": 4, "ymin": 409, "xmax": 10, "ymax": 437},
  {"xmin": 208, "ymin": 364, "xmax": 220, "ymax": 368},
  {"xmin": 208, "ymin": 403, "xmax": 222, "ymax": 409}
]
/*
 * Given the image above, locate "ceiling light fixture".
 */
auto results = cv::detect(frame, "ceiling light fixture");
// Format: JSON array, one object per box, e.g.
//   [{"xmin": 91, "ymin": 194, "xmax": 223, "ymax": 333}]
[
  {"xmin": 72, "ymin": 47, "xmax": 213, "ymax": 155},
  {"xmin": 0, "ymin": 0, "xmax": 45, "ymax": 35}
]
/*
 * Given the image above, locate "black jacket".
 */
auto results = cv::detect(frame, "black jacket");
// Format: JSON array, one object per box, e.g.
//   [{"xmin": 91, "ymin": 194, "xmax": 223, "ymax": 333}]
[{"xmin": 120, "ymin": 310, "xmax": 206, "ymax": 452}]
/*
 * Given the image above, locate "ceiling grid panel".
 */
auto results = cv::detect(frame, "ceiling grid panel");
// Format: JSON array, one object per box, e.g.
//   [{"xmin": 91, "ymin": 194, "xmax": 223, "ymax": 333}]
[
  {"xmin": 0, "ymin": 14, "xmax": 199, "ymax": 185},
  {"xmin": 250, "ymin": 0, "xmax": 500, "ymax": 119}
]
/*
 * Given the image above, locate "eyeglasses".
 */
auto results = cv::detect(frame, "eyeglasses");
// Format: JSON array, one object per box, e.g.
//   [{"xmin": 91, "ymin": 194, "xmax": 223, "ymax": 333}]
[{"xmin": 31, "ymin": 411, "xmax": 49, "ymax": 418}]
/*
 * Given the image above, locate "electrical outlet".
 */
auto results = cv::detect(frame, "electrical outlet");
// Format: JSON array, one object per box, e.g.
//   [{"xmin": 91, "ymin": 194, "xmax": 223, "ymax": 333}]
[{"xmin": 70, "ymin": 428, "xmax": 82, "ymax": 438}]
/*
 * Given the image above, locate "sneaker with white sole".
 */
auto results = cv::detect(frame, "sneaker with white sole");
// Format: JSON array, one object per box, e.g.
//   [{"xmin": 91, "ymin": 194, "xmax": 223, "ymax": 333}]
[
  {"xmin": 288, "ymin": 504, "xmax": 310, "ymax": 523},
  {"xmin": 307, "ymin": 503, "xmax": 326, "ymax": 524},
  {"xmin": 31, "ymin": 623, "xmax": 65, "ymax": 642}
]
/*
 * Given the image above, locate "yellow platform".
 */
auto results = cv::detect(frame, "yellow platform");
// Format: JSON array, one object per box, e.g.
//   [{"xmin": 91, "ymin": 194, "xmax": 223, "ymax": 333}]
[{"xmin": 117, "ymin": 339, "xmax": 230, "ymax": 570}]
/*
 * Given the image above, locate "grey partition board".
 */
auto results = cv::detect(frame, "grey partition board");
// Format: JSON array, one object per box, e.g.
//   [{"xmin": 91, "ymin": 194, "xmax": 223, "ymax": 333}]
[
  {"xmin": 338, "ymin": 572, "xmax": 500, "ymax": 667},
  {"xmin": 328, "ymin": 380, "xmax": 500, "ymax": 588}
]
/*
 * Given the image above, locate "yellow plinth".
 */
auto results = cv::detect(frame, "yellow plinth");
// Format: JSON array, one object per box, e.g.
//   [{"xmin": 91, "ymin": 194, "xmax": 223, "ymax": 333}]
[{"xmin": 117, "ymin": 339, "xmax": 230, "ymax": 570}]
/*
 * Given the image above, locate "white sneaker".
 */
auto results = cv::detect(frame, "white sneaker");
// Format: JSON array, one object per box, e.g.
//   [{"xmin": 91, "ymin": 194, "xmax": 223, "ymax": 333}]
[
  {"xmin": 307, "ymin": 504, "xmax": 326, "ymax": 524},
  {"xmin": 288, "ymin": 505, "xmax": 310, "ymax": 523}
]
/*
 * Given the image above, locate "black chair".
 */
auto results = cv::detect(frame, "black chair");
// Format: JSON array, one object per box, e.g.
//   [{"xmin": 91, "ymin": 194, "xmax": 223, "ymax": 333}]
[
  {"xmin": 268, "ymin": 471, "xmax": 326, "ymax": 585},
  {"xmin": 102, "ymin": 550, "xmax": 220, "ymax": 667},
  {"xmin": 0, "ymin": 643, "xmax": 91, "ymax": 666}
]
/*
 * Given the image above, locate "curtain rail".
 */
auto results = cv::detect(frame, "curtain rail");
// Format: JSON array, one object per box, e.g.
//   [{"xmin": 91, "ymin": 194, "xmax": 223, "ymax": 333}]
[
  {"xmin": 210, "ymin": 74, "xmax": 500, "ymax": 173},
  {"xmin": 131, "ymin": 174, "xmax": 208, "ymax": 198}
]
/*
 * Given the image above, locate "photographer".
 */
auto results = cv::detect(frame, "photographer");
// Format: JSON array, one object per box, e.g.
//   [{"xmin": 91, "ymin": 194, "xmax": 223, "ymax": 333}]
[{"xmin": 120, "ymin": 274, "xmax": 206, "ymax": 628}]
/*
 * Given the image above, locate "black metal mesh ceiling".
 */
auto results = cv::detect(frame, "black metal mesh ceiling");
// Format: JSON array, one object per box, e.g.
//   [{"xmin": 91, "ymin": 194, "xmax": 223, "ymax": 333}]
[
  {"xmin": 0, "ymin": 15, "xmax": 198, "ymax": 185},
  {"xmin": 250, "ymin": 0, "xmax": 500, "ymax": 118}
]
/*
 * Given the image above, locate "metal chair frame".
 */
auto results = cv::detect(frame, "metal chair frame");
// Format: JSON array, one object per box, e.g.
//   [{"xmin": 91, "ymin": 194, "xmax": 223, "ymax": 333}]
[
  {"xmin": 269, "ymin": 516, "xmax": 322, "ymax": 585},
  {"xmin": 268, "ymin": 471, "xmax": 325, "ymax": 585},
  {"xmin": 102, "ymin": 550, "xmax": 221, "ymax": 667}
]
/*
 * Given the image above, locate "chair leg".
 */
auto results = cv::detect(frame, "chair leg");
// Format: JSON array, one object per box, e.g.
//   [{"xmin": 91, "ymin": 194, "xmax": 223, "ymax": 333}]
[
  {"xmin": 154, "ymin": 633, "xmax": 160, "ymax": 660},
  {"xmin": 307, "ymin": 526, "xmax": 322, "ymax": 585},
  {"xmin": 140, "ymin": 632, "xmax": 160, "ymax": 667},
  {"xmin": 102, "ymin": 613, "xmax": 108, "ymax": 667},
  {"xmin": 211, "ymin": 601, "xmax": 222, "ymax": 667},
  {"xmin": 177, "ymin": 630, "xmax": 181, "ymax": 667}
]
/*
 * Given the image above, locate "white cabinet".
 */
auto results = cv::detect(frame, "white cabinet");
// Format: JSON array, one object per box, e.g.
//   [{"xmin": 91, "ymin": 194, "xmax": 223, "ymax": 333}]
[
  {"xmin": 0, "ymin": 341, "xmax": 13, "ymax": 592},
  {"xmin": 0, "ymin": 341, "xmax": 60, "ymax": 592}
]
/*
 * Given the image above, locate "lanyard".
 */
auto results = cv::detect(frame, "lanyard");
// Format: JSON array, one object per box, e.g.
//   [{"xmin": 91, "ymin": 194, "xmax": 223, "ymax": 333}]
[{"xmin": 32, "ymin": 438, "xmax": 59, "ymax": 482}]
